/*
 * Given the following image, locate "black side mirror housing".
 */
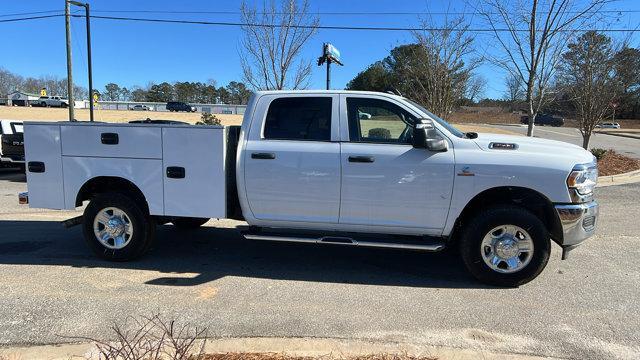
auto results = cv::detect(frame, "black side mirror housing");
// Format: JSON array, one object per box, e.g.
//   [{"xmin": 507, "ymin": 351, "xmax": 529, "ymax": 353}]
[{"xmin": 413, "ymin": 119, "xmax": 448, "ymax": 152}]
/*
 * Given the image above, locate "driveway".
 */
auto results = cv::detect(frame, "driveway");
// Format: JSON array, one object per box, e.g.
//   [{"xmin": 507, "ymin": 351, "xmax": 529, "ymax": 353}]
[
  {"xmin": 0, "ymin": 168, "xmax": 638, "ymax": 359},
  {"xmin": 487, "ymin": 124, "xmax": 640, "ymax": 160}
]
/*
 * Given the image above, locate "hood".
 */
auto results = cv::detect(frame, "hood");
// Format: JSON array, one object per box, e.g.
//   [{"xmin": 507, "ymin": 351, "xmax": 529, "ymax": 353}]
[{"xmin": 472, "ymin": 133, "xmax": 596, "ymax": 165}]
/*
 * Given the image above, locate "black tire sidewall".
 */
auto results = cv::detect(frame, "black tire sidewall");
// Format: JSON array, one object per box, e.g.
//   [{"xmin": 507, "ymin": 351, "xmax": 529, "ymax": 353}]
[
  {"xmin": 82, "ymin": 192, "xmax": 154, "ymax": 261},
  {"xmin": 459, "ymin": 206, "xmax": 551, "ymax": 287}
]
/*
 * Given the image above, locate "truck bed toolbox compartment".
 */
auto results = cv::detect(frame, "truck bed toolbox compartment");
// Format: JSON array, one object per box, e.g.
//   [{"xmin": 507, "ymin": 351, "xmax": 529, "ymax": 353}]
[
  {"xmin": 161, "ymin": 126, "xmax": 226, "ymax": 218},
  {"xmin": 24, "ymin": 123, "xmax": 65, "ymax": 209},
  {"xmin": 60, "ymin": 124, "xmax": 162, "ymax": 159}
]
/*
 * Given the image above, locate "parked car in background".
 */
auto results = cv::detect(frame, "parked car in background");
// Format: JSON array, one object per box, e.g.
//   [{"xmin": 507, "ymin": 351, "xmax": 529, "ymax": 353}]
[
  {"xmin": 520, "ymin": 113, "xmax": 564, "ymax": 127},
  {"xmin": 0, "ymin": 120, "xmax": 25, "ymax": 170},
  {"xmin": 166, "ymin": 101, "xmax": 196, "ymax": 112},
  {"xmin": 20, "ymin": 90, "xmax": 599, "ymax": 287},
  {"xmin": 130, "ymin": 104, "xmax": 151, "ymax": 111},
  {"xmin": 34, "ymin": 96, "xmax": 69, "ymax": 108},
  {"xmin": 595, "ymin": 122, "xmax": 620, "ymax": 129}
]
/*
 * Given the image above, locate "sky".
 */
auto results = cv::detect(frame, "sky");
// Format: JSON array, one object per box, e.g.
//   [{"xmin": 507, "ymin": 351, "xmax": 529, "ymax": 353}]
[{"xmin": 2, "ymin": 0, "xmax": 639, "ymax": 99}]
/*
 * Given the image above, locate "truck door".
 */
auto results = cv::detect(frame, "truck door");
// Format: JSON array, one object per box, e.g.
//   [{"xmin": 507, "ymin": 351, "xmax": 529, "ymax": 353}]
[
  {"xmin": 243, "ymin": 94, "xmax": 341, "ymax": 223},
  {"xmin": 338, "ymin": 95, "xmax": 455, "ymax": 233}
]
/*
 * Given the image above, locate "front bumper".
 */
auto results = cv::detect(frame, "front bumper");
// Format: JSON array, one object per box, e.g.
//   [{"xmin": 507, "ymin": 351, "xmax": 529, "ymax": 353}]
[
  {"xmin": 1, "ymin": 154, "xmax": 25, "ymax": 164},
  {"xmin": 555, "ymin": 201, "xmax": 598, "ymax": 246}
]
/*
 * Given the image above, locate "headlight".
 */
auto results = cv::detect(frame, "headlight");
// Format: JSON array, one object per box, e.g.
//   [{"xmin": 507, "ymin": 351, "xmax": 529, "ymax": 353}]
[{"xmin": 567, "ymin": 164, "xmax": 598, "ymax": 195}]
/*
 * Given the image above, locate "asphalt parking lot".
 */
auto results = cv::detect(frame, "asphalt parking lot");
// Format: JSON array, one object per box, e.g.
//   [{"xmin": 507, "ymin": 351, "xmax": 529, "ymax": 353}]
[
  {"xmin": 0, "ymin": 168, "xmax": 638, "ymax": 360},
  {"xmin": 488, "ymin": 124, "xmax": 640, "ymax": 160}
]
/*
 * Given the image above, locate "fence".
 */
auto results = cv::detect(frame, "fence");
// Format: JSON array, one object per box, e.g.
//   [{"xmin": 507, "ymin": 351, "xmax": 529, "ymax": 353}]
[{"xmin": 75, "ymin": 100, "xmax": 247, "ymax": 115}]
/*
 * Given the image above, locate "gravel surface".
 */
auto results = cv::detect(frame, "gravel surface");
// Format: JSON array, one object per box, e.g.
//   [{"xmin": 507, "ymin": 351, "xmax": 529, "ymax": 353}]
[{"xmin": 0, "ymin": 168, "xmax": 638, "ymax": 359}]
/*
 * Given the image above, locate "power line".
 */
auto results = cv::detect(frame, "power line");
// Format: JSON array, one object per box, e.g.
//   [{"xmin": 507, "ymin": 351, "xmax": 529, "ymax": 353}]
[
  {"xmin": 4, "ymin": 8, "xmax": 640, "ymax": 18},
  {"xmin": 0, "ymin": 10, "xmax": 60, "ymax": 18},
  {"xmin": 0, "ymin": 14, "xmax": 62, "ymax": 23},
  {"xmin": 2, "ymin": 13, "xmax": 640, "ymax": 33},
  {"xmin": 88, "ymin": 9, "xmax": 640, "ymax": 16},
  {"xmin": 75, "ymin": 14, "xmax": 640, "ymax": 33}
]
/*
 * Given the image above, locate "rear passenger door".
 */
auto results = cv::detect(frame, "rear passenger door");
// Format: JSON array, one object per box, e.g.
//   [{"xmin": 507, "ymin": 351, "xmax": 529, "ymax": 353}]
[{"xmin": 243, "ymin": 95, "xmax": 341, "ymax": 223}]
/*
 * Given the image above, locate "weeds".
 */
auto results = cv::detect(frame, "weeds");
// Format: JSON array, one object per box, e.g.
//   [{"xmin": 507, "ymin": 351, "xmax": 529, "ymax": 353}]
[{"xmin": 68, "ymin": 314, "xmax": 206, "ymax": 360}]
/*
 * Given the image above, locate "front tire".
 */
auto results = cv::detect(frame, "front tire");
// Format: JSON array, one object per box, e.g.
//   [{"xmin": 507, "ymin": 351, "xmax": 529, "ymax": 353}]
[
  {"xmin": 172, "ymin": 217, "xmax": 209, "ymax": 229},
  {"xmin": 82, "ymin": 192, "xmax": 155, "ymax": 261},
  {"xmin": 459, "ymin": 206, "xmax": 550, "ymax": 287}
]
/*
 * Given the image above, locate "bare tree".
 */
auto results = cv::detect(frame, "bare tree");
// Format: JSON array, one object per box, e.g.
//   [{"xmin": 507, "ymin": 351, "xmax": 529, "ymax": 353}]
[
  {"xmin": 408, "ymin": 15, "xmax": 480, "ymax": 117},
  {"xmin": 504, "ymin": 72, "xmax": 524, "ymax": 102},
  {"xmin": 558, "ymin": 31, "xmax": 617, "ymax": 149},
  {"xmin": 239, "ymin": 0, "xmax": 319, "ymax": 90},
  {"xmin": 479, "ymin": 0, "xmax": 609, "ymax": 136},
  {"xmin": 466, "ymin": 75, "xmax": 487, "ymax": 103},
  {"xmin": 0, "ymin": 67, "xmax": 23, "ymax": 96}
]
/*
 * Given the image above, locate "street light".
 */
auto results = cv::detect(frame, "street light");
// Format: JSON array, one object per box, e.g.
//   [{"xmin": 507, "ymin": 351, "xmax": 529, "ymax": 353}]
[{"xmin": 65, "ymin": 0, "xmax": 94, "ymax": 122}]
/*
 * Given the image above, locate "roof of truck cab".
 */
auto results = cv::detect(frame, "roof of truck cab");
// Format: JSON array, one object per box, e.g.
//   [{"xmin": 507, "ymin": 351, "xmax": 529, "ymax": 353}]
[{"xmin": 253, "ymin": 90, "xmax": 403, "ymax": 99}]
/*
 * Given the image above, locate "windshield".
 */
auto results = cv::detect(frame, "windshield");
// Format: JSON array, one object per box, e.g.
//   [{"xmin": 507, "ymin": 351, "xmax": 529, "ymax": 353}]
[{"xmin": 404, "ymin": 99, "xmax": 465, "ymax": 138}]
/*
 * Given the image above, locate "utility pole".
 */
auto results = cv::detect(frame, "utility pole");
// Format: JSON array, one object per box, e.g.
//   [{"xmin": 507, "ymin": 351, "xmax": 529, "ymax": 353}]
[
  {"xmin": 64, "ymin": 0, "xmax": 75, "ymax": 121},
  {"xmin": 65, "ymin": 1, "xmax": 95, "ymax": 122},
  {"xmin": 326, "ymin": 58, "xmax": 331, "ymax": 90}
]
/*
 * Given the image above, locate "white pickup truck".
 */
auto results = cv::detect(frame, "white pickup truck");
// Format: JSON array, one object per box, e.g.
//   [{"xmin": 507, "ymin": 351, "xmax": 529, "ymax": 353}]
[
  {"xmin": 34, "ymin": 96, "xmax": 70, "ymax": 108},
  {"xmin": 19, "ymin": 90, "xmax": 599, "ymax": 286}
]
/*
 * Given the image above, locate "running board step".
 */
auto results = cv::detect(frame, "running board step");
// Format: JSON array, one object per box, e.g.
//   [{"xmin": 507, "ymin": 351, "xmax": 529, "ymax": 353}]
[{"xmin": 242, "ymin": 233, "xmax": 445, "ymax": 252}]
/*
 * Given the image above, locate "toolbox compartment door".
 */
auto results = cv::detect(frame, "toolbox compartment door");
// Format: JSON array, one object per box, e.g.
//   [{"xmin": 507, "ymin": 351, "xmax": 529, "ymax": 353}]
[
  {"xmin": 60, "ymin": 124, "xmax": 162, "ymax": 159},
  {"xmin": 24, "ymin": 123, "xmax": 65, "ymax": 209},
  {"xmin": 162, "ymin": 127, "xmax": 226, "ymax": 218}
]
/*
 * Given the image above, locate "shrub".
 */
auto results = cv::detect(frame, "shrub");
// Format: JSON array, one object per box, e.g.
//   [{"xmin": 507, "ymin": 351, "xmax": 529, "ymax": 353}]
[
  {"xmin": 590, "ymin": 148, "xmax": 608, "ymax": 160},
  {"xmin": 368, "ymin": 128, "xmax": 391, "ymax": 139},
  {"xmin": 197, "ymin": 112, "xmax": 222, "ymax": 126}
]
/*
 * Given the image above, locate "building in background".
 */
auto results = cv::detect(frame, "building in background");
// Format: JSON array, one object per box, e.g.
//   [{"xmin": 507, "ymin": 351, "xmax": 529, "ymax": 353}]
[{"xmin": 5, "ymin": 91, "xmax": 40, "ymax": 106}]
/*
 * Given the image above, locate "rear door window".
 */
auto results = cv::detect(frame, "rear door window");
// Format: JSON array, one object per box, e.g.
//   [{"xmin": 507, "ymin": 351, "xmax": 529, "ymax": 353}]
[{"xmin": 263, "ymin": 97, "xmax": 332, "ymax": 141}]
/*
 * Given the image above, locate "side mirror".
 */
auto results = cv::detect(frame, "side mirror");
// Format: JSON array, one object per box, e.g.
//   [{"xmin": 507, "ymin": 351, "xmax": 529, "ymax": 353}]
[{"xmin": 412, "ymin": 119, "xmax": 448, "ymax": 152}]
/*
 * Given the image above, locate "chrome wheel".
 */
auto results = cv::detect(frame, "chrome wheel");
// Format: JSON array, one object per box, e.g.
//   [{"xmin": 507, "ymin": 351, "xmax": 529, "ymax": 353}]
[
  {"xmin": 480, "ymin": 225, "xmax": 534, "ymax": 274},
  {"xmin": 93, "ymin": 207, "xmax": 133, "ymax": 250}
]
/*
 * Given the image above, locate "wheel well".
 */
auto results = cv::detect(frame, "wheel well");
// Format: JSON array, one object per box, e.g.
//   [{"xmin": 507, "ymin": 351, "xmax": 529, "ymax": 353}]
[
  {"xmin": 75, "ymin": 176, "xmax": 149, "ymax": 213},
  {"xmin": 450, "ymin": 186, "xmax": 563, "ymax": 244}
]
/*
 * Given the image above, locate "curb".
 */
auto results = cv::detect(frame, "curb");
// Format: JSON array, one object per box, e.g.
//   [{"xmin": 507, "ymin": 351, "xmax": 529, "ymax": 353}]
[
  {"xmin": 597, "ymin": 169, "xmax": 640, "ymax": 187},
  {"xmin": 595, "ymin": 131, "xmax": 640, "ymax": 140},
  {"xmin": 0, "ymin": 337, "xmax": 559, "ymax": 360}
]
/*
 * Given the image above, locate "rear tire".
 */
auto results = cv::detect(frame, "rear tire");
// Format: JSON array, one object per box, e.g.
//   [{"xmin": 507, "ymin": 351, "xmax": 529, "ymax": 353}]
[
  {"xmin": 82, "ymin": 192, "xmax": 155, "ymax": 261},
  {"xmin": 172, "ymin": 217, "xmax": 209, "ymax": 229},
  {"xmin": 459, "ymin": 205, "xmax": 550, "ymax": 287}
]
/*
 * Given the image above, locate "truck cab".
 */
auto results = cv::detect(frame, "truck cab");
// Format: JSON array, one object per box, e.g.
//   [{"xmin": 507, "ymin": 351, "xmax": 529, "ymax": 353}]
[
  {"xmin": 20, "ymin": 90, "xmax": 599, "ymax": 287},
  {"xmin": 0, "ymin": 120, "xmax": 25, "ymax": 169}
]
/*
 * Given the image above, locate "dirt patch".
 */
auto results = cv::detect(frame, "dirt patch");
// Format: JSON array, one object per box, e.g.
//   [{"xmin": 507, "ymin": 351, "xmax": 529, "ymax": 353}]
[
  {"xmin": 1, "ymin": 105, "xmax": 520, "ymax": 136},
  {"xmin": 455, "ymin": 124, "xmax": 520, "ymax": 135},
  {"xmin": 448, "ymin": 110, "xmax": 520, "ymax": 125},
  {"xmin": 202, "ymin": 354, "xmax": 437, "ymax": 360},
  {"xmin": 597, "ymin": 150, "xmax": 640, "ymax": 176},
  {"xmin": 0, "ymin": 105, "xmax": 243, "ymax": 125}
]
